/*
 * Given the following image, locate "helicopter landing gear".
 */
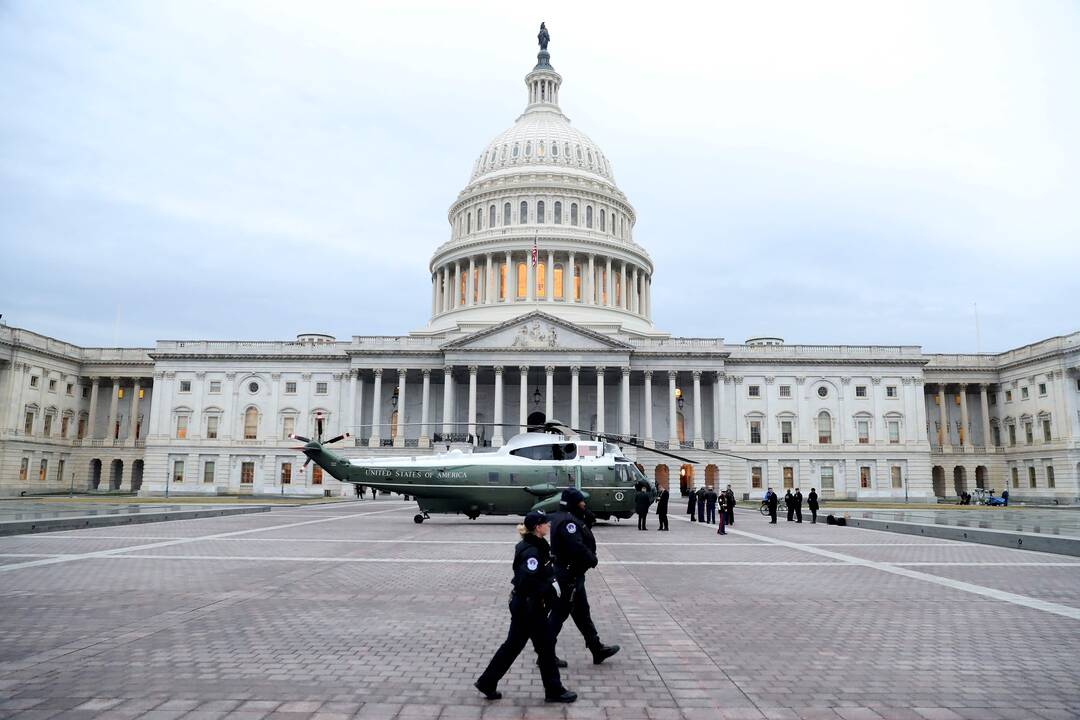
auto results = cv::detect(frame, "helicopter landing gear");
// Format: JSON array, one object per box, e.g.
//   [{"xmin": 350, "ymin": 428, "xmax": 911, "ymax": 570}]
[
  {"xmin": 414, "ymin": 514, "xmax": 425, "ymax": 524},
  {"xmin": 466, "ymin": 511, "xmax": 480, "ymax": 520}
]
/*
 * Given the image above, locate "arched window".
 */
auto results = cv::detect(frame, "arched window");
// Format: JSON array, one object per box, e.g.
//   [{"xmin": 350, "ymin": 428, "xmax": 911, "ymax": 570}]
[
  {"xmin": 244, "ymin": 407, "xmax": 259, "ymax": 440},
  {"xmin": 501, "ymin": 144, "xmax": 508, "ymax": 160},
  {"xmin": 503, "ymin": 202, "xmax": 511, "ymax": 226},
  {"xmin": 512, "ymin": 143, "xmax": 519, "ymax": 158},
  {"xmin": 537, "ymin": 201, "xmax": 545, "ymax": 224},
  {"xmin": 516, "ymin": 262, "xmax": 527, "ymax": 298},
  {"xmin": 467, "ymin": 213, "xmax": 471, "ymax": 234},
  {"xmin": 477, "ymin": 207, "xmax": 483, "ymax": 231},
  {"xmin": 520, "ymin": 201, "xmax": 528, "ymax": 224},
  {"xmin": 576, "ymin": 146, "xmax": 582, "ymax": 161},
  {"xmin": 600, "ymin": 208, "xmax": 606, "ymax": 232},
  {"xmin": 489, "ymin": 205, "xmax": 496, "ymax": 227},
  {"xmin": 538, "ymin": 140, "xmax": 545, "ymax": 157},
  {"xmin": 551, "ymin": 143, "xmax": 558, "ymax": 157},
  {"xmin": 499, "ymin": 262, "xmax": 507, "ymax": 300},
  {"xmin": 554, "ymin": 201, "xmax": 562, "ymax": 224},
  {"xmin": 586, "ymin": 206, "xmax": 593, "ymax": 229},
  {"xmin": 553, "ymin": 264, "xmax": 564, "ymax": 300},
  {"xmin": 525, "ymin": 141, "xmax": 532, "ymax": 156},
  {"xmin": 570, "ymin": 203, "xmax": 578, "ymax": 226},
  {"xmin": 587, "ymin": 149, "xmax": 594, "ymax": 165},
  {"xmin": 573, "ymin": 264, "xmax": 581, "ymax": 301},
  {"xmin": 536, "ymin": 262, "xmax": 546, "ymax": 298},
  {"xmin": 817, "ymin": 411, "xmax": 832, "ymax": 444}
]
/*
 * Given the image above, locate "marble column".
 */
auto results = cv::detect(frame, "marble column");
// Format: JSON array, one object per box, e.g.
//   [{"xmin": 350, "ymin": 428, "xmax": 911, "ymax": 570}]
[
  {"xmin": 519, "ymin": 366, "xmax": 529, "ymax": 433},
  {"xmin": 959, "ymin": 383, "xmax": 971, "ymax": 448},
  {"xmin": 692, "ymin": 370, "xmax": 704, "ymax": 448},
  {"xmin": 485, "ymin": 253, "xmax": 493, "ymax": 304},
  {"xmin": 106, "ymin": 377, "xmax": 120, "ymax": 442},
  {"xmin": 643, "ymin": 370, "xmax": 654, "ymax": 446},
  {"xmin": 369, "ymin": 369, "xmax": 383, "ymax": 447},
  {"xmin": 631, "ymin": 267, "xmax": 639, "ymax": 314},
  {"xmin": 620, "ymin": 367, "xmax": 631, "ymax": 436},
  {"xmin": 570, "ymin": 366, "xmax": 580, "ymax": 429},
  {"xmin": 492, "ymin": 366, "xmax": 504, "ymax": 446},
  {"xmin": 620, "ymin": 262, "xmax": 627, "ymax": 310},
  {"xmin": 419, "ymin": 369, "xmax": 431, "ymax": 447},
  {"xmin": 527, "ymin": 255, "xmax": 535, "ymax": 302},
  {"xmin": 504, "ymin": 251, "xmax": 512, "ymax": 302},
  {"xmin": 712, "ymin": 371, "xmax": 723, "ymax": 443},
  {"xmin": 937, "ymin": 384, "xmax": 948, "ymax": 447},
  {"xmin": 467, "ymin": 257, "xmax": 475, "ymax": 307},
  {"xmin": 605, "ymin": 257, "xmax": 612, "ymax": 306},
  {"xmin": 442, "ymin": 366, "xmax": 454, "ymax": 435},
  {"xmin": 567, "ymin": 252, "xmax": 575, "ymax": 302},
  {"xmin": 464, "ymin": 365, "xmax": 476, "ymax": 437},
  {"xmin": 347, "ymin": 370, "xmax": 358, "ymax": 439},
  {"xmin": 587, "ymin": 254, "xmax": 595, "ymax": 305},
  {"xmin": 453, "ymin": 263, "xmax": 461, "ymax": 309},
  {"xmin": 668, "ymin": 370, "xmax": 679, "ymax": 447},
  {"xmin": 595, "ymin": 367, "xmax": 606, "ymax": 434},
  {"xmin": 128, "ymin": 378, "xmax": 142, "ymax": 443},
  {"xmin": 87, "ymin": 377, "xmax": 101, "ymax": 440},
  {"xmin": 979, "ymin": 383, "xmax": 991, "ymax": 447},
  {"xmin": 547, "ymin": 250, "xmax": 554, "ymax": 302},
  {"xmin": 545, "ymin": 365, "xmax": 554, "ymax": 419},
  {"xmin": 394, "ymin": 369, "xmax": 407, "ymax": 447}
]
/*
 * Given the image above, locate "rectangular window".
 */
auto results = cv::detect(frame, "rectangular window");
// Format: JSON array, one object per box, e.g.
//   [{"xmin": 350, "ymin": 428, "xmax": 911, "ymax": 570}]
[
  {"xmin": 855, "ymin": 385, "xmax": 867, "ymax": 398},
  {"xmin": 989, "ymin": 393, "xmax": 997, "ymax": 406},
  {"xmin": 19, "ymin": 458, "xmax": 28, "ymax": 482},
  {"xmin": 818, "ymin": 416, "xmax": 832, "ymax": 444},
  {"xmin": 1038, "ymin": 383, "xmax": 1047, "ymax": 396},
  {"xmin": 206, "ymin": 416, "xmax": 219, "ymax": 440},
  {"xmin": 280, "ymin": 463, "xmax": 291, "ymax": 485},
  {"xmin": 820, "ymin": 466, "xmax": 834, "ymax": 490},
  {"xmin": 783, "ymin": 466, "xmax": 794, "ymax": 488},
  {"xmin": 311, "ymin": 465, "xmax": 323, "ymax": 485},
  {"xmin": 780, "ymin": 420, "xmax": 792, "ymax": 444},
  {"xmin": 43, "ymin": 415, "xmax": 53, "ymax": 436},
  {"xmin": 39, "ymin": 459, "xmax": 48, "ymax": 481},
  {"xmin": 56, "ymin": 459, "xmax": 65, "ymax": 482},
  {"xmin": 23, "ymin": 412, "xmax": 34, "ymax": 435},
  {"xmin": 886, "ymin": 385, "xmax": 898, "ymax": 398},
  {"xmin": 77, "ymin": 415, "xmax": 86, "ymax": 439},
  {"xmin": 1047, "ymin": 466, "xmax": 1055, "ymax": 488},
  {"xmin": 749, "ymin": 421, "xmax": 761, "ymax": 444},
  {"xmin": 1008, "ymin": 425, "xmax": 1016, "ymax": 446},
  {"xmin": 1024, "ymin": 422, "xmax": 1033, "ymax": 445},
  {"xmin": 1021, "ymin": 387, "xmax": 1029, "ymax": 400},
  {"xmin": 30, "ymin": 375, "xmax": 39, "ymax": 388},
  {"xmin": 82, "ymin": 387, "xmax": 89, "ymax": 399},
  {"xmin": 316, "ymin": 382, "xmax": 328, "ymax": 394},
  {"xmin": 860, "ymin": 466, "xmax": 871, "ymax": 488},
  {"xmin": 748, "ymin": 385, "xmax": 760, "ymax": 398},
  {"xmin": 891, "ymin": 466, "xmax": 902, "ymax": 489},
  {"xmin": 1010, "ymin": 467, "xmax": 1018, "ymax": 488},
  {"xmin": 66, "ymin": 383, "xmax": 74, "ymax": 395},
  {"xmin": 173, "ymin": 460, "xmax": 185, "ymax": 483},
  {"xmin": 179, "ymin": 380, "xmax": 191, "ymax": 393},
  {"xmin": 285, "ymin": 381, "xmax": 297, "ymax": 394},
  {"xmin": 1042, "ymin": 418, "xmax": 1052, "ymax": 442},
  {"xmin": 241, "ymin": 462, "xmax": 254, "ymax": 484},
  {"xmin": 203, "ymin": 461, "xmax": 215, "ymax": 483},
  {"xmin": 282, "ymin": 416, "xmax": 295, "ymax": 440},
  {"xmin": 61, "ymin": 415, "xmax": 70, "ymax": 438},
  {"xmin": 750, "ymin": 466, "xmax": 762, "ymax": 489},
  {"xmin": 857, "ymin": 420, "xmax": 869, "ymax": 444},
  {"xmin": 176, "ymin": 415, "xmax": 188, "ymax": 440},
  {"xmin": 1028, "ymin": 466, "xmax": 1036, "ymax": 488},
  {"xmin": 991, "ymin": 425, "xmax": 1000, "ymax": 446},
  {"xmin": 209, "ymin": 380, "xmax": 222, "ymax": 393},
  {"xmin": 888, "ymin": 420, "xmax": 900, "ymax": 444},
  {"xmin": 48, "ymin": 379, "xmax": 57, "ymax": 392},
  {"xmin": 1005, "ymin": 390, "xmax": 1012, "ymax": 402},
  {"xmin": 488, "ymin": 472, "xmax": 500, "ymax": 485},
  {"xmin": 779, "ymin": 385, "xmax": 791, "ymax": 398}
]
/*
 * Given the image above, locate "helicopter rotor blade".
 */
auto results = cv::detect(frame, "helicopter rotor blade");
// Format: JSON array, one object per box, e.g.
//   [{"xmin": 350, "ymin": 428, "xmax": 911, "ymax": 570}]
[
  {"xmin": 322, "ymin": 433, "xmax": 351, "ymax": 445},
  {"xmin": 288, "ymin": 433, "xmax": 311, "ymax": 443}
]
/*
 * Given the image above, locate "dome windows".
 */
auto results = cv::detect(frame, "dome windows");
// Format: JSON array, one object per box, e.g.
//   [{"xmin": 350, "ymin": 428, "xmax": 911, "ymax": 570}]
[
  {"xmin": 503, "ymin": 202, "xmax": 511, "ymax": 226},
  {"xmin": 599, "ymin": 208, "xmax": 606, "ymax": 232},
  {"xmin": 587, "ymin": 149, "xmax": 594, "ymax": 165},
  {"xmin": 576, "ymin": 146, "xmax": 582, "ymax": 161},
  {"xmin": 525, "ymin": 141, "xmax": 532, "ymax": 157},
  {"xmin": 538, "ymin": 141, "xmax": 545, "ymax": 157},
  {"xmin": 570, "ymin": 203, "xmax": 578, "ymax": 226},
  {"xmin": 564, "ymin": 143, "xmax": 571, "ymax": 159},
  {"xmin": 586, "ymin": 205, "xmax": 593, "ymax": 229},
  {"xmin": 519, "ymin": 201, "xmax": 528, "ymax": 224},
  {"xmin": 489, "ymin": 205, "xmax": 496, "ymax": 227},
  {"xmin": 501, "ymin": 145, "xmax": 508, "ymax": 160},
  {"xmin": 551, "ymin": 143, "xmax": 558, "ymax": 157},
  {"xmin": 553, "ymin": 201, "xmax": 562, "ymax": 224},
  {"xmin": 537, "ymin": 201, "xmax": 545, "ymax": 224},
  {"xmin": 512, "ymin": 143, "xmax": 519, "ymax": 158}
]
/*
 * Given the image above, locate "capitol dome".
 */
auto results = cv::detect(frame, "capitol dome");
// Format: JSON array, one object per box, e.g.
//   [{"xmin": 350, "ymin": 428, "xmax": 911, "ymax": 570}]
[{"xmin": 421, "ymin": 26, "xmax": 660, "ymax": 338}]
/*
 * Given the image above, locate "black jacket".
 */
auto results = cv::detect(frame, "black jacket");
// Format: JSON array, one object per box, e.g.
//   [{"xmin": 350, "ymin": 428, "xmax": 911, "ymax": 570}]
[
  {"xmin": 512, "ymin": 534, "xmax": 556, "ymax": 600},
  {"xmin": 767, "ymin": 492, "xmax": 779, "ymax": 510},
  {"xmin": 687, "ymin": 492, "xmax": 696, "ymax": 514},
  {"xmin": 704, "ymin": 489, "xmax": 718, "ymax": 508},
  {"xmin": 807, "ymin": 490, "xmax": 819, "ymax": 510},
  {"xmin": 725, "ymin": 489, "xmax": 736, "ymax": 507},
  {"xmin": 634, "ymin": 489, "xmax": 652, "ymax": 514},
  {"xmin": 656, "ymin": 488, "xmax": 670, "ymax": 514},
  {"xmin": 793, "ymin": 491, "xmax": 803, "ymax": 508},
  {"xmin": 550, "ymin": 508, "xmax": 598, "ymax": 577},
  {"xmin": 784, "ymin": 491, "xmax": 794, "ymax": 506}
]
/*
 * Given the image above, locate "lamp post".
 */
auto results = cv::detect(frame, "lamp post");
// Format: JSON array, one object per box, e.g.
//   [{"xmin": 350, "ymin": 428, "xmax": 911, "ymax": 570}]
[{"xmin": 165, "ymin": 467, "xmax": 170, "ymax": 498}]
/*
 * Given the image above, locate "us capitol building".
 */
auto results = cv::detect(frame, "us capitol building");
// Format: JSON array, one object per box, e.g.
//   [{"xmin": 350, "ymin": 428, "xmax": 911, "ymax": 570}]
[{"xmin": 2, "ymin": 29, "xmax": 1078, "ymax": 502}]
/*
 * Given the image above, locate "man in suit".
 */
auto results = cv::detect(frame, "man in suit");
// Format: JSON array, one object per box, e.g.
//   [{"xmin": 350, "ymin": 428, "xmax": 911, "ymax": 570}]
[
  {"xmin": 696, "ymin": 487, "xmax": 707, "ymax": 523},
  {"xmin": 785, "ymin": 489, "xmax": 795, "ymax": 522},
  {"xmin": 807, "ymin": 487, "xmax": 820, "ymax": 524},
  {"xmin": 687, "ymin": 486, "xmax": 697, "ymax": 521},
  {"xmin": 724, "ymin": 485, "xmax": 736, "ymax": 526},
  {"xmin": 655, "ymin": 485, "xmax": 669, "ymax": 531},
  {"xmin": 767, "ymin": 488, "xmax": 778, "ymax": 524},
  {"xmin": 793, "ymin": 488, "xmax": 804, "ymax": 523},
  {"xmin": 634, "ymin": 484, "xmax": 651, "ymax": 531},
  {"xmin": 704, "ymin": 486, "xmax": 718, "ymax": 524}
]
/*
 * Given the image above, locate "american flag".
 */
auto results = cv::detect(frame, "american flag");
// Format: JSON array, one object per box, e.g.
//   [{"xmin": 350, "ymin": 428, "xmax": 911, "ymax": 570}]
[{"xmin": 531, "ymin": 235, "xmax": 538, "ymax": 266}]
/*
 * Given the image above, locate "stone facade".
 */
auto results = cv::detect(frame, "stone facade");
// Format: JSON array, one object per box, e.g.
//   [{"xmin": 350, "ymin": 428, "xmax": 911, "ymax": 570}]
[{"xmin": 2, "ymin": 35, "xmax": 1077, "ymax": 501}]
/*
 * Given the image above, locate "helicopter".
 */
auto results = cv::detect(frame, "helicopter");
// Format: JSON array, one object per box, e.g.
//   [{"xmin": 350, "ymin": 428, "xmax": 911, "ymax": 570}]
[{"xmin": 289, "ymin": 420, "xmax": 715, "ymax": 524}]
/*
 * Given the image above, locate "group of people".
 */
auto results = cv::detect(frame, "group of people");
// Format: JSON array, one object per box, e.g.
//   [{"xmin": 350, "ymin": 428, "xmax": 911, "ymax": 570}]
[
  {"xmin": 761, "ymin": 487, "xmax": 820, "ymax": 524},
  {"xmin": 475, "ymin": 488, "xmax": 620, "ymax": 704},
  {"xmin": 685, "ymin": 484, "xmax": 737, "ymax": 534}
]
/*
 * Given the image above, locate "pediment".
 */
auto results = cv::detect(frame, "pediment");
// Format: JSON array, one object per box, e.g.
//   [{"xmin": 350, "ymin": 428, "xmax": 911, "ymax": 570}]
[{"xmin": 442, "ymin": 312, "xmax": 633, "ymax": 352}]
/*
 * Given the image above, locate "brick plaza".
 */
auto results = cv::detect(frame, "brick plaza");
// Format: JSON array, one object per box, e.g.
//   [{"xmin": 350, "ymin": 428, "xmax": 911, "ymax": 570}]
[{"xmin": 1, "ymin": 500, "xmax": 1078, "ymax": 720}]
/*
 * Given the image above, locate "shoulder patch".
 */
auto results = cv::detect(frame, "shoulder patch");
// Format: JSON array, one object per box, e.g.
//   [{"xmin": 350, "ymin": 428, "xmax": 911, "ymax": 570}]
[
  {"xmin": 526, "ymin": 557, "xmax": 539, "ymax": 572},
  {"xmin": 566, "ymin": 522, "xmax": 577, "ymax": 534}
]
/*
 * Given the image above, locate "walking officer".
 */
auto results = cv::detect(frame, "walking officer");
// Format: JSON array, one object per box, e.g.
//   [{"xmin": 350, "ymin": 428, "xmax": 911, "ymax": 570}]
[
  {"xmin": 475, "ymin": 511, "xmax": 577, "ymax": 703},
  {"xmin": 548, "ymin": 488, "xmax": 621, "ymax": 666}
]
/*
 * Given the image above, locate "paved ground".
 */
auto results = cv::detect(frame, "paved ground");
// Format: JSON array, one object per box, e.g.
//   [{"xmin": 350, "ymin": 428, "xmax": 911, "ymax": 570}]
[
  {"xmin": 830, "ymin": 507, "xmax": 1080, "ymax": 538},
  {"xmin": 1, "ymin": 498, "xmax": 1078, "ymax": 720}
]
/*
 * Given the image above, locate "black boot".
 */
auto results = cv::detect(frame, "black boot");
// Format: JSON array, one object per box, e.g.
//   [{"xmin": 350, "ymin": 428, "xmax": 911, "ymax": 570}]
[
  {"xmin": 545, "ymin": 688, "xmax": 578, "ymax": 703},
  {"xmin": 474, "ymin": 680, "xmax": 501, "ymax": 700},
  {"xmin": 537, "ymin": 655, "xmax": 568, "ymax": 668},
  {"xmin": 591, "ymin": 644, "xmax": 620, "ymax": 664}
]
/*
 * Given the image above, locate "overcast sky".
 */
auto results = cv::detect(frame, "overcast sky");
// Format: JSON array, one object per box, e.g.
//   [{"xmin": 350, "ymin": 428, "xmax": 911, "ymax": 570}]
[{"xmin": 1, "ymin": 1, "xmax": 1077, "ymax": 352}]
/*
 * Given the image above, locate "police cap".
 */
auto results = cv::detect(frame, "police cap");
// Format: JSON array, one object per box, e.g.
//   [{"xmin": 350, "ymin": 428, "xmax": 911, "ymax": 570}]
[
  {"xmin": 560, "ymin": 487, "xmax": 586, "ymax": 507},
  {"xmin": 523, "ymin": 510, "xmax": 549, "ymax": 530}
]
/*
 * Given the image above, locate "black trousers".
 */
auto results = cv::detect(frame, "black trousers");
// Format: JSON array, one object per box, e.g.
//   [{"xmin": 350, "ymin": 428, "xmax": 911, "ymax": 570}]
[
  {"xmin": 637, "ymin": 512, "xmax": 647, "ymax": 530},
  {"xmin": 706, "ymin": 504, "xmax": 716, "ymax": 524},
  {"xmin": 769, "ymin": 508, "xmax": 777, "ymax": 523},
  {"xmin": 549, "ymin": 574, "xmax": 600, "ymax": 653},
  {"xmin": 810, "ymin": 507, "xmax": 818, "ymax": 523},
  {"xmin": 787, "ymin": 504, "xmax": 795, "ymax": 521},
  {"xmin": 658, "ymin": 512, "xmax": 668, "ymax": 530},
  {"xmin": 795, "ymin": 506, "xmax": 803, "ymax": 523},
  {"xmin": 726, "ymin": 507, "xmax": 735, "ymax": 525},
  {"xmin": 478, "ymin": 596, "xmax": 562, "ymax": 694},
  {"xmin": 697, "ymin": 502, "xmax": 706, "ymax": 522}
]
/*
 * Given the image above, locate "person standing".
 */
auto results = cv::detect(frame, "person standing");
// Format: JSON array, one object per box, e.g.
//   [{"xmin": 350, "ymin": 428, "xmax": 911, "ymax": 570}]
[
  {"xmin": 716, "ymin": 491, "xmax": 728, "ymax": 535},
  {"xmin": 370, "ymin": 486, "xmax": 377, "ymax": 499},
  {"xmin": 785, "ymin": 489, "xmax": 795, "ymax": 522},
  {"xmin": 687, "ymin": 486, "xmax": 697, "ymax": 521},
  {"xmin": 767, "ymin": 488, "xmax": 779, "ymax": 524},
  {"xmin": 634, "ymin": 484, "xmax": 651, "ymax": 531},
  {"xmin": 1002, "ymin": 488, "xmax": 1009, "ymax": 506},
  {"xmin": 656, "ymin": 484, "xmax": 670, "ymax": 531},
  {"xmin": 475, "ymin": 511, "xmax": 577, "ymax": 703},
  {"xmin": 793, "ymin": 488, "xmax": 804, "ymax": 523},
  {"xmin": 725, "ymin": 485, "xmax": 736, "ymax": 526},
  {"xmin": 548, "ymin": 488, "xmax": 620, "ymax": 666},
  {"xmin": 704, "ymin": 486, "xmax": 718, "ymax": 525},
  {"xmin": 696, "ymin": 486, "xmax": 707, "ymax": 523},
  {"xmin": 807, "ymin": 487, "xmax": 819, "ymax": 524}
]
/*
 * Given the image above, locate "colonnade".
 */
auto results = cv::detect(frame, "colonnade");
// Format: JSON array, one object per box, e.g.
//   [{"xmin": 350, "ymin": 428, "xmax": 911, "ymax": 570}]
[
  {"xmin": 430, "ymin": 250, "xmax": 651, "ymax": 319},
  {"xmin": 927, "ymin": 382, "xmax": 1001, "ymax": 450}
]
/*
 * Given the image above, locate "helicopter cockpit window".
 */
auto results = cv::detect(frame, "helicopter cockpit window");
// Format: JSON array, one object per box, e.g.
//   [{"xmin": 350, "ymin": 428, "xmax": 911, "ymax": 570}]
[
  {"xmin": 510, "ymin": 443, "xmax": 577, "ymax": 461},
  {"xmin": 626, "ymin": 463, "xmax": 649, "ymax": 486},
  {"xmin": 604, "ymin": 443, "xmax": 620, "ymax": 456}
]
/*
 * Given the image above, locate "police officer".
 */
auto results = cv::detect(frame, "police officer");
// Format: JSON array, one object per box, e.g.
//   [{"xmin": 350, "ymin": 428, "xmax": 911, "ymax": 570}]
[
  {"xmin": 793, "ymin": 487, "xmax": 804, "ymax": 523},
  {"xmin": 475, "ymin": 511, "xmax": 577, "ymax": 703},
  {"xmin": 704, "ymin": 485, "xmax": 718, "ymax": 524},
  {"xmin": 767, "ymin": 487, "xmax": 779, "ymax": 524},
  {"xmin": 655, "ymin": 484, "xmax": 670, "ymax": 531},
  {"xmin": 549, "ymin": 488, "xmax": 620, "ymax": 665},
  {"xmin": 785, "ymin": 489, "xmax": 795, "ymax": 522}
]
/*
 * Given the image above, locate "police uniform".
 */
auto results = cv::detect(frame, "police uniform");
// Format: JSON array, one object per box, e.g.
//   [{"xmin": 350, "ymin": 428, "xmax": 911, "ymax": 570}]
[
  {"xmin": 476, "ymin": 512, "xmax": 575, "ymax": 703},
  {"xmin": 548, "ymin": 488, "xmax": 620, "ymax": 665}
]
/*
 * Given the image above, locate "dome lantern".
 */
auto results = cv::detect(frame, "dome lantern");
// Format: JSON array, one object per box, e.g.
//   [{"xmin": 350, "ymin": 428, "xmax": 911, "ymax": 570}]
[{"xmin": 524, "ymin": 22, "xmax": 562, "ymax": 112}]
